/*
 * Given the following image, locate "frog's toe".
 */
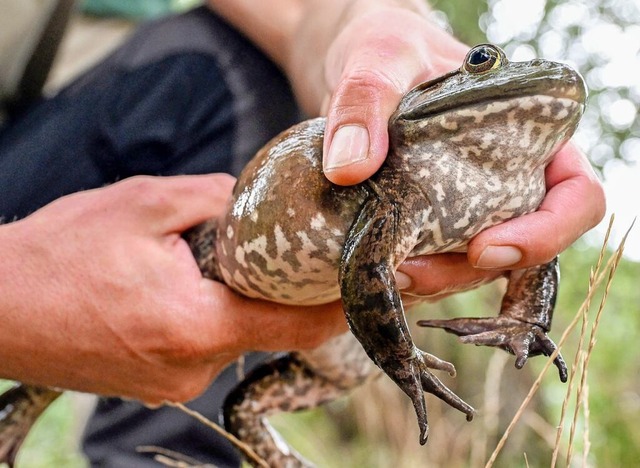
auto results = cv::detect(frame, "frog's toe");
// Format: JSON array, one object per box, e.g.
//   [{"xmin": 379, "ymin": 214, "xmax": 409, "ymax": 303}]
[
  {"xmin": 416, "ymin": 352, "xmax": 474, "ymax": 423},
  {"xmin": 525, "ymin": 327, "xmax": 568, "ymax": 382},
  {"xmin": 421, "ymin": 350, "xmax": 456, "ymax": 377},
  {"xmin": 419, "ymin": 317, "xmax": 568, "ymax": 382},
  {"xmin": 418, "ymin": 316, "xmax": 508, "ymax": 335}
]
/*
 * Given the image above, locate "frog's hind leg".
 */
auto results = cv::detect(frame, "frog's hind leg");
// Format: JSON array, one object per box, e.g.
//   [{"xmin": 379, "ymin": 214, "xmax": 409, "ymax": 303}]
[
  {"xmin": 223, "ymin": 333, "xmax": 377, "ymax": 468},
  {"xmin": 339, "ymin": 184, "xmax": 474, "ymax": 445}
]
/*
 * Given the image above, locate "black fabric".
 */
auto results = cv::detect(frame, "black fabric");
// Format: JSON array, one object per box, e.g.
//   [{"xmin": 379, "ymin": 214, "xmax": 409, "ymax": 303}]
[
  {"xmin": 0, "ymin": 52, "xmax": 235, "ymax": 220},
  {"xmin": 83, "ymin": 354, "xmax": 268, "ymax": 468},
  {"xmin": 0, "ymin": 6, "xmax": 301, "ymax": 466}
]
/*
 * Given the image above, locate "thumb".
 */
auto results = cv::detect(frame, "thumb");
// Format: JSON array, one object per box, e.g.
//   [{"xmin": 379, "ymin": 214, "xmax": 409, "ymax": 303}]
[
  {"xmin": 322, "ymin": 67, "xmax": 404, "ymax": 186},
  {"xmin": 321, "ymin": 10, "xmax": 465, "ymax": 186}
]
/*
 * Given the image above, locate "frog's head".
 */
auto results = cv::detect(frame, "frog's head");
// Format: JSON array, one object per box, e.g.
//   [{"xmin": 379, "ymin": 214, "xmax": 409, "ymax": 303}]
[{"xmin": 389, "ymin": 44, "xmax": 587, "ymax": 168}]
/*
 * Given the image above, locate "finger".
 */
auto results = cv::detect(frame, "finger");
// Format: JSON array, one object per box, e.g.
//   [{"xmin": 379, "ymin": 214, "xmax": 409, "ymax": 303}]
[
  {"xmin": 200, "ymin": 280, "xmax": 348, "ymax": 354},
  {"xmin": 322, "ymin": 11, "xmax": 462, "ymax": 185},
  {"xmin": 158, "ymin": 174, "xmax": 236, "ymax": 233},
  {"xmin": 397, "ymin": 253, "xmax": 502, "ymax": 297},
  {"xmin": 468, "ymin": 144, "xmax": 605, "ymax": 269},
  {"xmin": 110, "ymin": 174, "xmax": 236, "ymax": 234}
]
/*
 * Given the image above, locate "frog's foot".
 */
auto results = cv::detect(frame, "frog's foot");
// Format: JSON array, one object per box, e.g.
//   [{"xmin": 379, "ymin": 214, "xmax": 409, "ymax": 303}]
[
  {"xmin": 418, "ymin": 316, "xmax": 568, "ymax": 382},
  {"xmin": 388, "ymin": 349, "xmax": 474, "ymax": 445},
  {"xmin": 416, "ymin": 349, "xmax": 475, "ymax": 420}
]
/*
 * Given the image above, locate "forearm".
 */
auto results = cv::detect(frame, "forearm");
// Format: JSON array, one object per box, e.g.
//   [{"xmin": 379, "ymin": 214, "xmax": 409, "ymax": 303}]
[
  {"xmin": 206, "ymin": 0, "xmax": 303, "ymax": 68},
  {"xmin": 207, "ymin": 0, "xmax": 432, "ymax": 113}
]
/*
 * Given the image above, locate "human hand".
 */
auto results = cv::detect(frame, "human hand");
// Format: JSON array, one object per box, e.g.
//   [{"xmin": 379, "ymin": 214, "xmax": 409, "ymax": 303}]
[
  {"xmin": 289, "ymin": 1, "xmax": 467, "ymax": 185},
  {"xmin": 0, "ymin": 175, "xmax": 346, "ymax": 405}
]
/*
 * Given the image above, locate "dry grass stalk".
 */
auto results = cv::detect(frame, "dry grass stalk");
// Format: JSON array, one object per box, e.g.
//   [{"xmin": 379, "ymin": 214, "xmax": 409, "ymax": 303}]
[
  {"xmin": 582, "ymin": 381, "xmax": 591, "ymax": 467},
  {"xmin": 566, "ymin": 220, "xmax": 631, "ymax": 466},
  {"xmin": 550, "ymin": 308, "xmax": 589, "ymax": 467},
  {"xmin": 550, "ymin": 215, "xmax": 616, "ymax": 467},
  {"xmin": 137, "ymin": 446, "xmax": 213, "ymax": 467},
  {"xmin": 471, "ymin": 350, "xmax": 509, "ymax": 465},
  {"xmin": 485, "ymin": 215, "xmax": 631, "ymax": 468},
  {"xmin": 167, "ymin": 401, "xmax": 269, "ymax": 468},
  {"xmin": 551, "ymin": 216, "xmax": 615, "ymax": 468},
  {"xmin": 564, "ymin": 351, "xmax": 587, "ymax": 466}
]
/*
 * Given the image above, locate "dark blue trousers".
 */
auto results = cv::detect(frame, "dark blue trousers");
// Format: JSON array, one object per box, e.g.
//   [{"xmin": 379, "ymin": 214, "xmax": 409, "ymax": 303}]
[{"xmin": 0, "ymin": 7, "xmax": 301, "ymax": 466}]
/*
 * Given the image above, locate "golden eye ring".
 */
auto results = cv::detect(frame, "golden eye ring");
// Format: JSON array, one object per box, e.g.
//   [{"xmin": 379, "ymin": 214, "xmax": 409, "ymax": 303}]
[{"xmin": 462, "ymin": 44, "xmax": 505, "ymax": 74}]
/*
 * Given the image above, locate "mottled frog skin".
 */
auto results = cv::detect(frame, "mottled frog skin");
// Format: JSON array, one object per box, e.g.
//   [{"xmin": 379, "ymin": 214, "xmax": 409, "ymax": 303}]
[{"xmin": 0, "ymin": 45, "xmax": 586, "ymax": 468}]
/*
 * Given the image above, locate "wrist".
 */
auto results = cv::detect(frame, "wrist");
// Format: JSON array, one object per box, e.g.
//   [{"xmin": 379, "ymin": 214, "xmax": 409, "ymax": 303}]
[
  {"xmin": 289, "ymin": 1, "xmax": 450, "ymax": 115},
  {"xmin": 207, "ymin": 0, "xmax": 304, "ymax": 69},
  {"xmin": 0, "ymin": 221, "xmax": 51, "ymax": 382}
]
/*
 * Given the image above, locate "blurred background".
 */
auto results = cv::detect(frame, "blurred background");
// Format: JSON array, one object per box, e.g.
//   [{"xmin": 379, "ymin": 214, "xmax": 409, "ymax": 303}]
[{"xmin": 4, "ymin": 0, "xmax": 639, "ymax": 466}]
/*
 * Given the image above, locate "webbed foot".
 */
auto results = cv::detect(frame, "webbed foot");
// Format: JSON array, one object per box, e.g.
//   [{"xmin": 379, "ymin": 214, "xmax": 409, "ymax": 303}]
[
  {"xmin": 418, "ymin": 316, "xmax": 568, "ymax": 382},
  {"xmin": 339, "ymin": 185, "xmax": 477, "ymax": 445}
]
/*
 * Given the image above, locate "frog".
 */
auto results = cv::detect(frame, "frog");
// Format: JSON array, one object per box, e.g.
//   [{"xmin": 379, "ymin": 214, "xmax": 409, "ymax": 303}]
[{"xmin": 0, "ymin": 44, "xmax": 586, "ymax": 468}]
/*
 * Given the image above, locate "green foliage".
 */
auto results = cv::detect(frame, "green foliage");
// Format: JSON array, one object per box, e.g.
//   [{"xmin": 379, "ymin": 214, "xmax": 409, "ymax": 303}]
[{"xmin": 429, "ymin": 0, "xmax": 488, "ymax": 45}]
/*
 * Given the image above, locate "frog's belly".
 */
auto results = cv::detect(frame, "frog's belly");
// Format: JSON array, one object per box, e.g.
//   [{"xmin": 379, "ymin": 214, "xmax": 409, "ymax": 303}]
[{"xmin": 216, "ymin": 225, "xmax": 344, "ymax": 306}]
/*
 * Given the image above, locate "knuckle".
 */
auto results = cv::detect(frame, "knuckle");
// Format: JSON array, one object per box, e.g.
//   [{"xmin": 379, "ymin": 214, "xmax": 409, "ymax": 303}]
[
  {"xmin": 118, "ymin": 176, "xmax": 170, "ymax": 212},
  {"xmin": 329, "ymin": 69, "xmax": 403, "ymax": 120},
  {"xmin": 586, "ymin": 175, "xmax": 607, "ymax": 227},
  {"xmin": 120, "ymin": 176, "xmax": 158, "ymax": 197},
  {"xmin": 528, "ymin": 224, "xmax": 563, "ymax": 265},
  {"xmin": 213, "ymin": 172, "xmax": 237, "ymax": 189}
]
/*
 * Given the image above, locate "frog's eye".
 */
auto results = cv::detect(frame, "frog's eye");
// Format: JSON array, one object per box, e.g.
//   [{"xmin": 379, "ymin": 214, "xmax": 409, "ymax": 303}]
[{"xmin": 462, "ymin": 44, "xmax": 505, "ymax": 74}]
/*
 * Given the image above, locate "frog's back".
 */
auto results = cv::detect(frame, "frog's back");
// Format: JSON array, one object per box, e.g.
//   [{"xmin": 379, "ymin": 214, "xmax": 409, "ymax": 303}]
[{"xmin": 215, "ymin": 118, "xmax": 367, "ymax": 305}]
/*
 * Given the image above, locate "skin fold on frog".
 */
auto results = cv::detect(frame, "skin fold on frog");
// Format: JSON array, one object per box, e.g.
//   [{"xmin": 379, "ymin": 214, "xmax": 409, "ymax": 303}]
[{"xmin": 0, "ymin": 44, "xmax": 586, "ymax": 467}]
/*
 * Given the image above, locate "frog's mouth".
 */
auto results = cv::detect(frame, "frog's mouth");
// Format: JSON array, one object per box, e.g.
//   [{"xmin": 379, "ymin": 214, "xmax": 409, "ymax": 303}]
[{"xmin": 395, "ymin": 60, "xmax": 587, "ymax": 121}]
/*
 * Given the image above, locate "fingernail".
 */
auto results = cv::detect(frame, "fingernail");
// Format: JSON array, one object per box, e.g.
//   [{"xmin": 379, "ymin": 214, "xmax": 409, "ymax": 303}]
[
  {"xmin": 476, "ymin": 246, "xmax": 523, "ymax": 269},
  {"xmin": 395, "ymin": 270, "xmax": 413, "ymax": 290},
  {"xmin": 325, "ymin": 125, "xmax": 369, "ymax": 171}
]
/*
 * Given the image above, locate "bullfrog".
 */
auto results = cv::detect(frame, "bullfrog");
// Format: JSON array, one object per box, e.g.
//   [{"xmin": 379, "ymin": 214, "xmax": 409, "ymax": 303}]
[{"xmin": 0, "ymin": 44, "xmax": 585, "ymax": 467}]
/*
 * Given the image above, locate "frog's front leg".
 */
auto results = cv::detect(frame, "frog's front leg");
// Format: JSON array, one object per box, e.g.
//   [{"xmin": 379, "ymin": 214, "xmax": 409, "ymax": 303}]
[
  {"xmin": 340, "ymin": 186, "xmax": 474, "ymax": 445},
  {"xmin": 419, "ymin": 257, "xmax": 568, "ymax": 382}
]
